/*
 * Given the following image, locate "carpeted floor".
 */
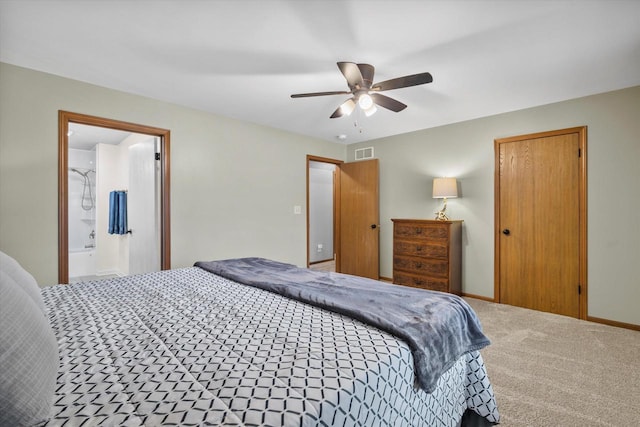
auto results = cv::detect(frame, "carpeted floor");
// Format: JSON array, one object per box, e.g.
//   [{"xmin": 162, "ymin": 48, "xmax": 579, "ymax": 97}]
[
  {"xmin": 309, "ymin": 259, "xmax": 336, "ymax": 272},
  {"xmin": 464, "ymin": 298, "xmax": 640, "ymax": 426}
]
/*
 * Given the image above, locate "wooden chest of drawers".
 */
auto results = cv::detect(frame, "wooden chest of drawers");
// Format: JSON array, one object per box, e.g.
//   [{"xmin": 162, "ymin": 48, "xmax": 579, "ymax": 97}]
[{"xmin": 391, "ymin": 219, "xmax": 462, "ymax": 294}]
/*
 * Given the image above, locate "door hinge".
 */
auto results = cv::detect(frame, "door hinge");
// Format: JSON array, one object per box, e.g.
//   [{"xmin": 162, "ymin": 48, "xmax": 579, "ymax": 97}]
[
  {"xmin": 578, "ymin": 148, "xmax": 581, "ymax": 157},
  {"xmin": 578, "ymin": 284, "xmax": 582, "ymax": 295},
  {"xmin": 155, "ymin": 152, "xmax": 161, "ymax": 161}
]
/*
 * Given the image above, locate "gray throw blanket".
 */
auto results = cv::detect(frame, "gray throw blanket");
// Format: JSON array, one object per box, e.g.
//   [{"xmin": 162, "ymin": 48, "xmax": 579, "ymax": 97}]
[{"xmin": 195, "ymin": 257, "xmax": 490, "ymax": 393}]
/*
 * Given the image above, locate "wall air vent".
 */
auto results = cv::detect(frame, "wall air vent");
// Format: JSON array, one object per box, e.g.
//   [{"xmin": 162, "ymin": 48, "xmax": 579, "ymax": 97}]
[{"xmin": 354, "ymin": 147, "xmax": 374, "ymax": 161}]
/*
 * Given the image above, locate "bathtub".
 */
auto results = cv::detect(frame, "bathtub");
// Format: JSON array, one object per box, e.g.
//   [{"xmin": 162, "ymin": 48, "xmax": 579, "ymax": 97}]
[{"xmin": 69, "ymin": 247, "xmax": 96, "ymax": 279}]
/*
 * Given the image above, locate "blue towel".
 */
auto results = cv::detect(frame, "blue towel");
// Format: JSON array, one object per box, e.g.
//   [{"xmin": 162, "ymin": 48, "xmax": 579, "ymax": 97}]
[
  {"xmin": 117, "ymin": 191, "xmax": 127, "ymax": 234},
  {"xmin": 108, "ymin": 191, "xmax": 117, "ymax": 234},
  {"xmin": 108, "ymin": 191, "xmax": 128, "ymax": 235}
]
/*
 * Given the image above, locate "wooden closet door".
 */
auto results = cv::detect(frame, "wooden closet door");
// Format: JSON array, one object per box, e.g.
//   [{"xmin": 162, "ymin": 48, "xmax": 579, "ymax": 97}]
[
  {"xmin": 496, "ymin": 128, "xmax": 585, "ymax": 318},
  {"xmin": 339, "ymin": 159, "xmax": 379, "ymax": 279}
]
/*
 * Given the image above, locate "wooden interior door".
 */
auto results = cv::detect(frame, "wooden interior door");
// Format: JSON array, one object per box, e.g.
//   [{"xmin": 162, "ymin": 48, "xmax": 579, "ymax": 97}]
[
  {"xmin": 339, "ymin": 159, "xmax": 380, "ymax": 279},
  {"xmin": 495, "ymin": 127, "xmax": 586, "ymax": 318}
]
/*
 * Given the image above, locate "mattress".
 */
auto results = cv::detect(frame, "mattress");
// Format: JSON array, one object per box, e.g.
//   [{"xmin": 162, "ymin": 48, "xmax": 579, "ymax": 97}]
[{"xmin": 41, "ymin": 266, "xmax": 499, "ymax": 426}]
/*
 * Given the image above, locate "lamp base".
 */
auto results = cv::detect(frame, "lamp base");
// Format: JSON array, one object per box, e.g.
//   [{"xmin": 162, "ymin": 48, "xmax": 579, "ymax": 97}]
[
  {"xmin": 434, "ymin": 198, "xmax": 450, "ymax": 220},
  {"xmin": 434, "ymin": 210, "xmax": 450, "ymax": 221}
]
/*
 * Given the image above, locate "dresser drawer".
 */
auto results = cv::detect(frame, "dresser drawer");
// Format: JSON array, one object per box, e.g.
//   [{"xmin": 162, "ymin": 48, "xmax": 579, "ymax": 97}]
[
  {"xmin": 393, "ymin": 256, "xmax": 448, "ymax": 277},
  {"xmin": 393, "ymin": 271, "xmax": 449, "ymax": 293},
  {"xmin": 394, "ymin": 223, "xmax": 448, "ymax": 241},
  {"xmin": 394, "ymin": 240, "xmax": 448, "ymax": 259}
]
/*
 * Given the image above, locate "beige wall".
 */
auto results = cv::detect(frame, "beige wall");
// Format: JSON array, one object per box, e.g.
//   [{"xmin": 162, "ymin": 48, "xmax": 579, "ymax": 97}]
[
  {"xmin": 347, "ymin": 86, "xmax": 640, "ymax": 325},
  {"xmin": 2, "ymin": 62, "xmax": 638, "ymax": 325},
  {"xmin": 95, "ymin": 143, "xmax": 124, "ymax": 276},
  {"xmin": 0, "ymin": 62, "xmax": 346, "ymax": 285}
]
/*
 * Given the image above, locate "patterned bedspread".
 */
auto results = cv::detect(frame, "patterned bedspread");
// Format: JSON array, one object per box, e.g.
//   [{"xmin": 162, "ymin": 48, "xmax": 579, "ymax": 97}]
[
  {"xmin": 196, "ymin": 257, "xmax": 491, "ymax": 393},
  {"xmin": 41, "ymin": 267, "xmax": 499, "ymax": 426}
]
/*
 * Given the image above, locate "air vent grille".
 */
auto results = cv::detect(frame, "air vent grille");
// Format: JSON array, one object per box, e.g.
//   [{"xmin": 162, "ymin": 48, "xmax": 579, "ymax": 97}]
[{"xmin": 355, "ymin": 147, "xmax": 374, "ymax": 160}]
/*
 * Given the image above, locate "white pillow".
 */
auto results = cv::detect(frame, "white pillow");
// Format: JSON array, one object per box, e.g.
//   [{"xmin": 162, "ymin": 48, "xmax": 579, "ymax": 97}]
[
  {"xmin": 0, "ymin": 250, "xmax": 45, "ymax": 313},
  {"xmin": 0, "ymin": 271, "xmax": 59, "ymax": 426}
]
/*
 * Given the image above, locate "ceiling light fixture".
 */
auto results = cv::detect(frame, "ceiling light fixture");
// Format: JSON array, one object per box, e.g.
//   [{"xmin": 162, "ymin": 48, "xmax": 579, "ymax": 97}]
[
  {"xmin": 363, "ymin": 104, "xmax": 377, "ymax": 117},
  {"xmin": 340, "ymin": 99, "xmax": 356, "ymax": 116},
  {"xmin": 291, "ymin": 62, "xmax": 433, "ymax": 119},
  {"xmin": 358, "ymin": 93, "xmax": 373, "ymax": 110}
]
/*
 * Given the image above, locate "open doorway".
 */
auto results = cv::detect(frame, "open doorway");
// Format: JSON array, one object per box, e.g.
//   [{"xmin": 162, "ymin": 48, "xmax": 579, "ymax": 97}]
[
  {"xmin": 306, "ymin": 155, "xmax": 380, "ymax": 279},
  {"xmin": 308, "ymin": 159, "xmax": 338, "ymax": 273},
  {"xmin": 59, "ymin": 111, "xmax": 171, "ymax": 284}
]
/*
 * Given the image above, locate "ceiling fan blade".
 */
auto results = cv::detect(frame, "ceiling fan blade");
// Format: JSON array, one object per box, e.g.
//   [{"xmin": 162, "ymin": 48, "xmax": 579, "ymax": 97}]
[
  {"xmin": 371, "ymin": 72, "xmax": 433, "ymax": 92},
  {"xmin": 337, "ymin": 62, "xmax": 363, "ymax": 90},
  {"xmin": 291, "ymin": 90, "xmax": 351, "ymax": 98},
  {"xmin": 330, "ymin": 98, "xmax": 356, "ymax": 119},
  {"xmin": 370, "ymin": 93, "xmax": 407, "ymax": 112},
  {"xmin": 357, "ymin": 63, "xmax": 375, "ymax": 88}
]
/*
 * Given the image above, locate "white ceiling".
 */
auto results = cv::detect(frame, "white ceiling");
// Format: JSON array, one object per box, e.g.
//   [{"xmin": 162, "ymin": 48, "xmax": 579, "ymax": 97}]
[
  {"xmin": 1, "ymin": 0, "xmax": 639, "ymax": 145},
  {"xmin": 68, "ymin": 123, "xmax": 132, "ymax": 150}
]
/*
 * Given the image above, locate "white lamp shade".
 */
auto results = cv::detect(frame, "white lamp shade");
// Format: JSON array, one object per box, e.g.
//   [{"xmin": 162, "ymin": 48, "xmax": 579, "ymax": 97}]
[
  {"xmin": 363, "ymin": 104, "xmax": 378, "ymax": 117},
  {"xmin": 433, "ymin": 177, "xmax": 458, "ymax": 199},
  {"xmin": 358, "ymin": 93, "xmax": 374, "ymax": 109},
  {"xmin": 340, "ymin": 98, "xmax": 356, "ymax": 116}
]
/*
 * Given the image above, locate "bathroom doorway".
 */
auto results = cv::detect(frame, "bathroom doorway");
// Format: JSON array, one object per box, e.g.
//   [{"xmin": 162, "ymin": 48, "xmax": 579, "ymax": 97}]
[{"xmin": 59, "ymin": 111, "xmax": 170, "ymax": 284}]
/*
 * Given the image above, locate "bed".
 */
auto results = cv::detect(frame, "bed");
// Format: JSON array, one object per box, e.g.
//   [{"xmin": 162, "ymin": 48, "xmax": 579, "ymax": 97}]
[{"xmin": 1, "ymin": 252, "xmax": 499, "ymax": 426}]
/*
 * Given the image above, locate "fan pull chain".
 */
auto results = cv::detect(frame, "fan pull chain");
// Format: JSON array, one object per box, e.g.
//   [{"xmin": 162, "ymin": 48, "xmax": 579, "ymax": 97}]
[{"xmin": 353, "ymin": 108, "xmax": 364, "ymax": 134}]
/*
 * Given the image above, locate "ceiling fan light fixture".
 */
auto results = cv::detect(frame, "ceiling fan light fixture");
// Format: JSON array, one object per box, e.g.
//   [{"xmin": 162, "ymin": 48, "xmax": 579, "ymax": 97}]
[
  {"xmin": 363, "ymin": 104, "xmax": 377, "ymax": 117},
  {"xmin": 358, "ymin": 93, "xmax": 374, "ymax": 110},
  {"xmin": 341, "ymin": 99, "xmax": 356, "ymax": 116},
  {"xmin": 290, "ymin": 62, "xmax": 433, "ymax": 119}
]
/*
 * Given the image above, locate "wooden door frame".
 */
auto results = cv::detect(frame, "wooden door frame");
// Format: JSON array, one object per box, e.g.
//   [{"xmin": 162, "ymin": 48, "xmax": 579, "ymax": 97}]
[
  {"xmin": 58, "ymin": 111, "xmax": 171, "ymax": 283},
  {"xmin": 494, "ymin": 126, "xmax": 587, "ymax": 319},
  {"xmin": 306, "ymin": 155, "xmax": 343, "ymax": 270}
]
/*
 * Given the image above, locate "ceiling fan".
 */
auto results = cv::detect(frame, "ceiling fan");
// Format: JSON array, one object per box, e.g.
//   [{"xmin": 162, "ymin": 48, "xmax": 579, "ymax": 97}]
[{"xmin": 291, "ymin": 62, "xmax": 433, "ymax": 119}]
